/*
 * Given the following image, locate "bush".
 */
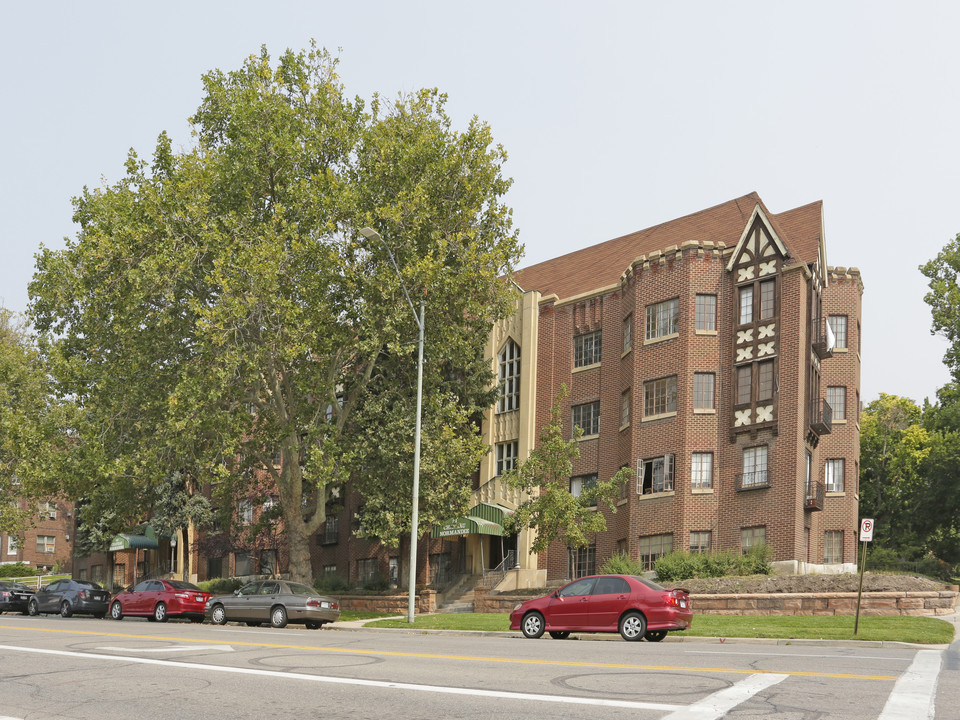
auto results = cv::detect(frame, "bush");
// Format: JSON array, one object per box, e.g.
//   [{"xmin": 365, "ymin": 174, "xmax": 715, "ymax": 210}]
[
  {"xmin": 314, "ymin": 574, "xmax": 353, "ymax": 593},
  {"xmin": 0, "ymin": 563, "xmax": 41, "ymax": 578},
  {"xmin": 360, "ymin": 573, "xmax": 390, "ymax": 592},
  {"xmin": 653, "ymin": 545, "xmax": 773, "ymax": 582},
  {"xmin": 198, "ymin": 577, "xmax": 244, "ymax": 594},
  {"xmin": 599, "ymin": 552, "xmax": 645, "ymax": 576}
]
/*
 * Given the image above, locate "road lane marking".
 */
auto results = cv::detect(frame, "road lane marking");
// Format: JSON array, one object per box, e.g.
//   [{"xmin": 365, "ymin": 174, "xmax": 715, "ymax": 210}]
[
  {"xmin": 662, "ymin": 673, "xmax": 788, "ymax": 720},
  {"xmin": 0, "ymin": 626, "xmax": 898, "ymax": 681},
  {"xmin": 691, "ymin": 650, "xmax": 908, "ymax": 662},
  {"xmin": 878, "ymin": 649, "xmax": 942, "ymax": 720},
  {"xmin": 0, "ymin": 644, "xmax": 684, "ymax": 712},
  {"xmin": 96, "ymin": 645, "xmax": 234, "ymax": 653}
]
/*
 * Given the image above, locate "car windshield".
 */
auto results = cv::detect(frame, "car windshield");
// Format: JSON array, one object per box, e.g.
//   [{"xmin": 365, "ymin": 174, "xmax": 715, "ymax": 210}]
[
  {"xmin": 77, "ymin": 581, "xmax": 103, "ymax": 590},
  {"xmin": 631, "ymin": 576, "xmax": 666, "ymax": 591},
  {"xmin": 285, "ymin": 583, "xmax": 315, "ymax": 596},
  {"xmin": 168, "ymin": 580, "xmax": 202, "ymax": 591}
]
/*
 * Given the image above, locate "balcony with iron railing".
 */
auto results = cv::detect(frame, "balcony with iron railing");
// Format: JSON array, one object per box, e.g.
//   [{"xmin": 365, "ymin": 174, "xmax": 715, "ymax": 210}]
[
  {"xmin": 735, "ymin": 471, "xmax": 771, "ymax": 491},
  {"xmin": 811, "ymin": 316, "xmax": 834, "ymax": 360},
  {"xmin": 804, "ymin": 480, "xmax": 825, "ymax": 511},
  {"xmin": 810, "ymin": 398, "xmax": 833, "ymax": 436}
]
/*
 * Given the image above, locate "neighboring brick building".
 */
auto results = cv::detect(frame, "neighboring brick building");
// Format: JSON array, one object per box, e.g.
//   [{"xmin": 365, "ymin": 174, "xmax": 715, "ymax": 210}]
[
  {"xmin": 470, "ymin": 192, "xmax": 862, "ymax": 584},
  {"xmin": 0, "ymin": 497, "xmax": 76, "ymax": 574}
]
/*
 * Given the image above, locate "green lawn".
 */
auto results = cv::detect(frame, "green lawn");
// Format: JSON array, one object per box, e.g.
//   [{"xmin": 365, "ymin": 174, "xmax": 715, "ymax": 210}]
[{"xmin": 361, "ymin": 612, "xmax": 954, "ymax": 644}]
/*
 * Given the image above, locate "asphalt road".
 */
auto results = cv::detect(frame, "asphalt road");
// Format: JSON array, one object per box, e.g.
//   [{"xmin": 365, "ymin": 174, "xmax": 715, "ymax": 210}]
[{"xmin": 1, "ymin": 613, "xmax": 958, "ymax": 719}]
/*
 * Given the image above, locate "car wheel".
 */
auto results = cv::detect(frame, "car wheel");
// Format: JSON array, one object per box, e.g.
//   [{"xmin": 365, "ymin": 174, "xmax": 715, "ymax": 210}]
[
  {"xmin": 28, "ymin": 599, "xmax": 39, "ymax": 616},
  {"xmin": 211, "ymin": 604, "xmax": 228, "ymax": 625},
  {"xmin": 153, "ymin": 602, "xmax": 168, "ymax": 623},
  {"xmin": 644, "ymin": 630, "xmax": 667, "ymax": 642},
  {"xmin": 110, "ymin": 602, "xmax": 123, "ymax": 621},
  {"xmin": 521, "ymin": 611, "xmax": 545, "ymax": 639},
  {"xmin": 548, "ymin": 631, "xmax": 571, "ymax": 640},
  {"xmin": 619, "ymin": 611, "xmax": 646, "ymax": 641},
  {"xmin": 59, "ymin": 601, "xmax": 73, "ymax": 618},
  {"xmin": 270, "ymin": 605, "xmax": 288, "ymax": 628}
]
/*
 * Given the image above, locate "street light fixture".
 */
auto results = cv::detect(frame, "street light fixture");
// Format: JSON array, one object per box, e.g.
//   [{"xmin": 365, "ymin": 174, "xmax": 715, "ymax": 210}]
[{"xmin": 360, "ymin": 226, "xmax": 424, "ymax": 625}]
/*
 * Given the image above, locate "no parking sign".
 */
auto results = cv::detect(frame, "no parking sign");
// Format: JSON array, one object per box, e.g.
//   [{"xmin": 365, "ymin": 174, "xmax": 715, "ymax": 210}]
[{"xmin": 859, "ymin": 518, "xmax": 874, "ymax": 542}]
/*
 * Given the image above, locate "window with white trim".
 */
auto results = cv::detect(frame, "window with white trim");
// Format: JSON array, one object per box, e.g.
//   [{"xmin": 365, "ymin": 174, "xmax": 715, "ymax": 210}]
[
  {"xmin": 621, "ymin": 389, "xmax": 631, "ymax": 427},
  {"xmin": 739, "ymin": 285, "xmax": 754, "ymax": 325},
  {"xmin": 645, "ymin": 299, "xmax": 679, "ymax": 340},
  {"xmin": 742, "ymin": 446, "xmax": 768, "ymax": 487},
  {"xmin": 828, "ymin": 315, "xmax": 848, "ymax": 349},
  {"xmin": 691, "ymin": 452, "xmax": 713, "ymax": 489},
  {"xmin": 639, "ymin": 454, "xmax": 675, "ymax": 494},
  {"xmin": 693, "ymin": 373, "xmax": 715, "ymax": 410},
  {"xmin": 644, "ymin": 376, "xmax": 677, "ymax": 417},
  {"xmin": 36, "ymin": 535, "xmax": 56, "ymax": 554},
  {"xmin": 741, "ymin": 526, "xmax": 766, "ymax": 554},
  {"xmin": 825, "ymin": 458, "xmax": 845, "ymax": 492},
  {"xmin": 574, "ymin": 330, "xmax": 602, "ymax": 368},
  {"xmin": 824, "ymin": 530, "xmax": 844, "ymax": 564},
  {"xmin": 827, "ymin": 386, "xmax": 846, "ymax": 420},
  {"xmin": 690, "ymin": 531, "xmax": 712, "ymax": 554},
  {"xmin": 569, "ymin": 474, "xmax": 598, "ymax": 506},
  {"xmin": 638, "ymin": 533, "xmax": 673, "ymax": 570},
  {"xmin": 7, "ymin": 535, "xmax": 18, "ymax": 555},
  {"xmin": 622, "ymin": 315, "xmax": 632, "ymax": 353},
  {"xmin": 695, "ymin": 294, "xmax": 716, "ymax": 332}
]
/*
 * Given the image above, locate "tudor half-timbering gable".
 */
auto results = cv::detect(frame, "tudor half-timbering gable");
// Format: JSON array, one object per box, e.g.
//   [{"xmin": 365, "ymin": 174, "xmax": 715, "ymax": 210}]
[{"xmin": 727, "ymin": 205, "xmax": 790, "ymax": 434}]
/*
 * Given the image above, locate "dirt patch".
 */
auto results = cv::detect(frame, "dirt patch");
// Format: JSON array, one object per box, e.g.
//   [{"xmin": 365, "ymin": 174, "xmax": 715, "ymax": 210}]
[{"xmin": 677, "ymin": 573, "xmax": 950, "ymax": 595}]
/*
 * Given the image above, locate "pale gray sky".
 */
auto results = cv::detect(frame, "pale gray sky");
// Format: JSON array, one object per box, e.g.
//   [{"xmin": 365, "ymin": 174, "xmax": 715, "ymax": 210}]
[{"xmin": 2, "ymin": 1, "xmax": 957, "ymax": 405}]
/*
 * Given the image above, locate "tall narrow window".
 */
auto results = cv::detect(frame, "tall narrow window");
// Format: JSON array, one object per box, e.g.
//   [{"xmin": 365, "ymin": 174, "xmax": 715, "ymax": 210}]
[
  {"xmin": 742, "ymin": 446, "xmax": 768, "ymax": 487},
  {"xmin": 827, "ymin": 386, "xmax": 846, "ymax": 420},
  {"xmin": 645, "ymin": 299, "xmax": 679, "ymax": 340},
  {"xmin": 693, "ymin": 373, "xmax": 715, "ymax": 410},
  {"xmin": 741, "ymin": 526, "xmax": 766, "ymax": 554},
  {"xmin": 759, "ymin": 279, "xmax": 776, "ymax": 320},
  {"xmin": 644, "ymin": 376, "xmax": 677, "ymax": 416},
  {"xmin": 691, "ymin": 452, "xmax": 713, "ymax": 489},
  {"xmin": 569, "ymin": 474, "xmax": 598, "ymax": 506},
  {"xmin": 620, "ymin": 389, "xmax": 631, "ymax": 427},
  {"xmin": 736, "ymin": 365, "xmax": 752, "ymax": 405},
  {"xmin": 572, "ymin": 401, "xmax": 600, "ymax": 436},
  {"xmin": 739, "ymin": 286, "xmax": 754, "ymax": 325},
  {"xmin": 622, "ymin": 315, "xmax": 632, "ymax": 353},
  {"xmin": 498, "ymin": 340, "xmax": 521, "ymax": 413},
  {"xmin": 695, "ymin": 294, "xmax": 716, "ymax": 332},
  {"xmin": 757, "ymin": 361, "xmax": 774, "ymax": 401},
  {"xmin": 828, "ymin": 315, "xmax": 848, "ymax": 349},
  {"xmin": 574, "ymin": 330, "xmax": 602, "ymax": 368},
  {"xmin": 568, "ymin": 545, "xmax": 596, "ymax": 578},
  {"xmin": 825, "ymin": 458, "xmax": 845, "ymax": 492},
  {"xmin": 496, "ymin": 441, "xmax": 519, "ymax": 475}
]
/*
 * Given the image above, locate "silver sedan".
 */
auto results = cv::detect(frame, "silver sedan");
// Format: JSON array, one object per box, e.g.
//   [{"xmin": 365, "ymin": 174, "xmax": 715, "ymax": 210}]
[{"xmin": 204, "ymin": 580, "xmax": 340, "ymax": 629}]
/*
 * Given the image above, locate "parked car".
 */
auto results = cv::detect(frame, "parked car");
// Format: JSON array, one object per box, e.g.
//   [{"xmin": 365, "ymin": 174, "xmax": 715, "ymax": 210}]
[
  {"xmin": 205, "ymin": 579, "xmax": 340, "ymax": 629},
  {"xmin": 27, "ymin": 579, "xmax": 109, "ymax": 618},
  {"xmin": 109, "ymin": 579, "xmax": 210, "ymax": 623},
  {"xmin": 509, "ymin": 574, "xmax": 692, "ymax": 642},
  {"xmin": 0, "ymin": 580, "xmax": 35, "ymax": 614}
]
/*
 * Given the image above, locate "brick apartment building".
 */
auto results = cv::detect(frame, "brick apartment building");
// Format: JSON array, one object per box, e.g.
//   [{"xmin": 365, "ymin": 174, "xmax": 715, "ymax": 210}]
[
  {"xmin": 0, "ymin": 497, "xmax": 76, "ymax": 574},
  {"xmin": 468, "ymin": 191, "xmax": 862, "ymax": 585}
]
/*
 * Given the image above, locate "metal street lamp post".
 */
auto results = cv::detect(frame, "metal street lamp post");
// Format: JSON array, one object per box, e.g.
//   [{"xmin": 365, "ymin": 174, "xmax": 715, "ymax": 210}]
[{"xmin": 360, "ymin": 226, "xmax": 424, "ymax": 624}]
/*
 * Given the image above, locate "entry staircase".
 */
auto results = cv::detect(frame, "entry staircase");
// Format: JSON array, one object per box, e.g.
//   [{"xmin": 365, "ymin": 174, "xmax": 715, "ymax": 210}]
[{"xmin": 436, "ymin": 573, "xmax": 482, "ymax": 613}]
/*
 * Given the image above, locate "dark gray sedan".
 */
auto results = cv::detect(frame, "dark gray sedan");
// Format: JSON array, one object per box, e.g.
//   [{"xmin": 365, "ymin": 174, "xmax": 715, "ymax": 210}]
[
  {"xmin": 27, "ymin": 579, "xmax": 109, "ymax": 618},
  {"xmin": 205, "ymin": 580, "xmax": 340, "ymax": 629},
  {"xmin": 0, "ymin": 580, "xmax": 35, "ymax": 614}
]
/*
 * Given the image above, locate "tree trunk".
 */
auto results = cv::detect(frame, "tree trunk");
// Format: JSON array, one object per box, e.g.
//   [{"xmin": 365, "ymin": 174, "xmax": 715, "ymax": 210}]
[{"xmin": 285, "ymin": 514, "xmax": 313, "ymax": 585}]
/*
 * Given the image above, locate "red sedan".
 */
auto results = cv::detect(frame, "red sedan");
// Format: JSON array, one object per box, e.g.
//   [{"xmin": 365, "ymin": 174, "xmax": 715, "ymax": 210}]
[
  {"xmin": 509, "ymin": 574, "xmax": 692, "ymax": 642},
  {"xmin": 109, "ymin": 579, "xmax": 210, "ymax": 623}
]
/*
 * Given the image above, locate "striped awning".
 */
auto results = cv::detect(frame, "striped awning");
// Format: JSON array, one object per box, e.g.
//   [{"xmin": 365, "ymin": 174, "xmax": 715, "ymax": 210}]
[
  {"xmin": 109, "ymin": 533, "xmax": 159, "ymax": 551},
  {"xmin": 430, "ymin": 502, "xmax": 516, "ymax": 538}
]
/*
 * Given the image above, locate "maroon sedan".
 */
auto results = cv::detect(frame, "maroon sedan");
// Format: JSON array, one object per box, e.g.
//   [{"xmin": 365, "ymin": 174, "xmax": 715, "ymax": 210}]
[
  {"xmin": 109, "ymin": 579, "xmax": 210, "ymax": 623},
  {"xmin": 509, "ymin": 574, "xmax": 692, "ymax": 642}
]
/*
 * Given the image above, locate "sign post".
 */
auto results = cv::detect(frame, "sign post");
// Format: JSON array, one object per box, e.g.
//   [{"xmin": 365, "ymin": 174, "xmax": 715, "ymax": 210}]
[{"xmin": 854, "ymin": 518, "xmax": 874, "ymax": 634}]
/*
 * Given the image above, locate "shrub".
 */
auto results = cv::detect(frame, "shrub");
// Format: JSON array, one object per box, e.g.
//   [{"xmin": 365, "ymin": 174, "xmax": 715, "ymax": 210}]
[
  {"xmin": 599, "ymin": 552, "xmax": 644, "ymax": 576},
  {"xmin": 0, "ymin": 563, "xmax": 40, "ymax": 578},
  {"xmin": 654, "ymin": 545, "xmax": 772, "ymax": 582},
  {"xmin": 360, "ymin": 573, "xmax": 390, "ymax": 592},
  {"xmin": 314, "ymin": 574, "xmax": 353, "ymax": 593},
  {"xmin": 198, "ymin": 577, "xmax": 244, "ymax": 594}
]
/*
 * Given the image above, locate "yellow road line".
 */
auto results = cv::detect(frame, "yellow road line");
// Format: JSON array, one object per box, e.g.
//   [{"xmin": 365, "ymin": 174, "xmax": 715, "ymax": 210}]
[{"xmin": 0, "ymin": 624, "xmax": 899, "ymax": 681}]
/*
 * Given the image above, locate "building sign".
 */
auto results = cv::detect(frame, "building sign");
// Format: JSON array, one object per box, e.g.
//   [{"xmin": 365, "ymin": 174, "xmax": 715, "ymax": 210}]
[{"xmin": 436, "ymin": 520, "xmax": 470, "ymax": 538}]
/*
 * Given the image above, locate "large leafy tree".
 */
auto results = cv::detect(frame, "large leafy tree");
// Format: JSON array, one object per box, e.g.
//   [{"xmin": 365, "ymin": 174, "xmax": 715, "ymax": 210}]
[
  {"xmin": 29, "ymin": 45, "xmax": 521, "ymax": 583},
  {"xmin": 502, "ymin": 388, "xmax": 629, "ymax": 554},
  {"xmin": 0, "ymin": 309, "xmax": 74, "ymax": 540}
]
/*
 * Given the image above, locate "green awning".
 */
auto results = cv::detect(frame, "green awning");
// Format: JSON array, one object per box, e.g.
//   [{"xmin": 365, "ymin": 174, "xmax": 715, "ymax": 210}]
[
  {"xmin": 108, "ymin": 523, "xmax": 166, "ymax": 552},
  {"xmin": 430, "ymin": 502, "xmax": 515, "ymax": 538},
  {"xmin": 109, "ymin": 533, "xmax": 159, "ymax": 551}
]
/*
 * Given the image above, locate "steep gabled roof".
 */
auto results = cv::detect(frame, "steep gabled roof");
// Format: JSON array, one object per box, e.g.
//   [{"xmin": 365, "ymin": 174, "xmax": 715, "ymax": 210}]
[{"xmin": 512, "ymin": 192, "xmax": 824, "ymax": 301}]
